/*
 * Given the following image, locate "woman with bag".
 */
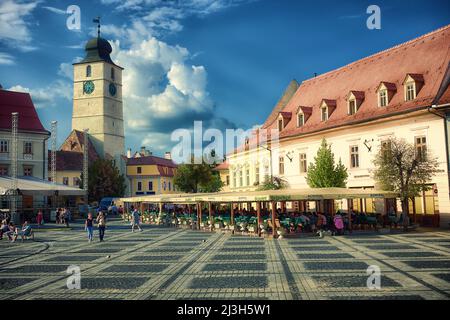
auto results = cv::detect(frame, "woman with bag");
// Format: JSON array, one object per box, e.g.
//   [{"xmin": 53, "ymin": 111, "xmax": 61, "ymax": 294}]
[{"xmin": 96, "ymin": 211, "xmax": 106, "ymax": 242}]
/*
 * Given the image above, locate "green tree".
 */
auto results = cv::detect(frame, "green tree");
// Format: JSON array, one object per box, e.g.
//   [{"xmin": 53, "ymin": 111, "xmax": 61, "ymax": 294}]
[
  {"xmin": 373, "ymin": 137, "xmax": 439, "ymax": 229},
  {"xmin": 173, "ymin": 157, "xmax": 223, "ymax": 193},
  {"xmin": 306, "ymin": 138, "xmax": 348, "ymax": 188},
  {"xmin": 257, "ymin": 175, "xmax": 288, "ymax": 190},
  {"xmin": 80, "ymin": 158, "xmax": 126, "ymax": 203}
]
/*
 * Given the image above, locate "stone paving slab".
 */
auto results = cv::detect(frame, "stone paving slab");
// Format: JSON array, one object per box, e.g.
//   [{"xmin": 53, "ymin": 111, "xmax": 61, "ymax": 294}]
[{"xmin": 1, "ymin": 220, "xmax": 449, "ymax": 300}]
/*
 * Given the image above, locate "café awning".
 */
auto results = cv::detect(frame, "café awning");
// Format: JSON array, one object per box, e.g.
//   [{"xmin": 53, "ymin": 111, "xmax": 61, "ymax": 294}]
[
  {"xmin": 0, "ymin": 176, "xmax": 86, "ymax": 196},
  {"xmin": 119, "ymin": 187, "xmax": 398, "ymax": 204}
]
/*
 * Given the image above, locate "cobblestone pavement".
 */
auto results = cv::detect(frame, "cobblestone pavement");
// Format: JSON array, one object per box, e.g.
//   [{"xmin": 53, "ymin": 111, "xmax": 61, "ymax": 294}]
[{"xmin": 0, "ymin": 220, "xmax": 449, "ymax": 300}]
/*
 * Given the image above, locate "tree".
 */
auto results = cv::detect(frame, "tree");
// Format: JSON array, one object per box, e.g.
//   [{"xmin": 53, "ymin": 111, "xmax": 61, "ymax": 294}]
[
  {"xmin": 173, "ymin": 158, "xmax": 223, "ymax": 193},
  {"xmin": 373, "ymin": 137, "xmax": 439, "ymax": 230},
  {"xmin": 306, "ymin": 138, "xmax": 348, "ymax": 188},
  {"xmin": 257, "ymin": 175, "xmax": 288, "ymax": 190},
  {"xmin": 80, "ymin": 158, "xmax": 126, "ymax": 203}
]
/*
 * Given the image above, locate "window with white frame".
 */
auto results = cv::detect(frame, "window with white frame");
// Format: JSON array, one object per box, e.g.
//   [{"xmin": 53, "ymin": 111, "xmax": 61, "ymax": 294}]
[
  {"xmin": 255, "ymin": 164, "xmax": 260, "ymax": 184},
  {"xmin": 23, "ymin": 141, "xmax": 32, "ymax": 154},
  {"xmin": 239, "ymin": 169, "xmax": 243, "ymax": 187},
  {"xmin": 0, "ymin": 140, "xmax": 8, "ymax": 153},
  {"xmin": 350, "ymin": 145, "xmax": 359, "ymax": 168},
  {"xmin": 299, "ymin": 153, "xmax": 307, "ymax": 173},
  {"xmin": 415, "ymin": 136, "xmax": 427, "ymax": 160},
  {"xmin": 405, "ymin": 82, "xmax": 416, "ymax": 101},
  {"xmin": 278, "ymin": 118, "xmax": 283, "ymax": 132},
  {"xmin": 321, "ymin": 107, "xmax": 328, "ymax": 121},
  {"xmin": 232, "ymin": 171, "xmax": 236, "ymax": 188},
  {"xmin": 348, "ymin": 99, "xmax": 357, "ymax": 115},
  {"xmin": 379, "ymin": 89, "xmax": 388, "ymax": 107},
  {"xmin": 246, "ymin": 167, "xmax": 250, "ymax": 186},
  {"xmin": 23, "ymin": 166, "xmax": 33, "ymax": 176},
  {"xmin": 297, "ymin": 113, "xmax": 304, "ymax": 127},
  {"xmin": 279, "ymin": 156, "xmax": 285, "ymax": 175}
]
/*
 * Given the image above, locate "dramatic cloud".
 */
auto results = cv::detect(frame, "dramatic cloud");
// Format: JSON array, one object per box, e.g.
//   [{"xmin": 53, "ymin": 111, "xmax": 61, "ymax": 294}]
[
  {"xmin": 0, "ymin": 52, "xmax": 15, "ymax": 65},
  {"xmin": 8, "ymin": 80, "xmax": 72, "ymax": 109},
  {"xmin": 0, "ymin": 0, "xmax": 39, "ymax": 51}
]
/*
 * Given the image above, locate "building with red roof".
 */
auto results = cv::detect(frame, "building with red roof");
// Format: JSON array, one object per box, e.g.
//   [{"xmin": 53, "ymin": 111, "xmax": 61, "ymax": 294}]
[
  {"xmin": 228, "ymin": 24, "xmax": 450, "ymax": 227},
  {"xmin": 0, "ymin": 89, "xmax": 50, "ymax": 180},
  {"xmin": 125, "ymin": 150, "xmax": 178, "ymax": 196}
]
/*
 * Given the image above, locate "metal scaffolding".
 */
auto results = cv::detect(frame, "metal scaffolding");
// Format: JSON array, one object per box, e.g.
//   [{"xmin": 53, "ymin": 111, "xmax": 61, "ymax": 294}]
[
  {"xmin": 83, "ymin": 128, "xmax": 89, "ymax": 204},
  {"xmin": 10, "ymin": 112, "xmax": 18, "ymax": 221},
  {"xmin": 50, "ymin": 121, "xmax": 57, "ymax": 208}
]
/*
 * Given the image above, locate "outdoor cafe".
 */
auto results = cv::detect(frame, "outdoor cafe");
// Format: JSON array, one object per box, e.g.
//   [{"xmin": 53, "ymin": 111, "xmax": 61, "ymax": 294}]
[{"xmin": 119, "ymin": 188, "xmax": 399, "ymax": 238}]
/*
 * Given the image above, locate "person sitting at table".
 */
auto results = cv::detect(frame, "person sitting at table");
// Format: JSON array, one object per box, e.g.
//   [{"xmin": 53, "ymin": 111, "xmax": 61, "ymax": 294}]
[
  {"xmin": 12, "ymin": 221, "xmax": 33, "ymax": 242},
  {"xmin": 0, "ymin": 219, "xmax": 9, "ymax": 240}
]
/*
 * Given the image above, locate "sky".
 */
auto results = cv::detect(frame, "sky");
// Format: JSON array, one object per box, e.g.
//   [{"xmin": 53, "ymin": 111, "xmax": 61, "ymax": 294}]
[{"xmin": 0, "ymin": 0, "xmax": 449, "ymax": 158}]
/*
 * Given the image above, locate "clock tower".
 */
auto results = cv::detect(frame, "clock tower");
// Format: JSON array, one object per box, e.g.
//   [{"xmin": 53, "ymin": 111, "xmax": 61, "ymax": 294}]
[{"xmin": 72, "ymin": 27, "xmax": 124, "ymax": 159}]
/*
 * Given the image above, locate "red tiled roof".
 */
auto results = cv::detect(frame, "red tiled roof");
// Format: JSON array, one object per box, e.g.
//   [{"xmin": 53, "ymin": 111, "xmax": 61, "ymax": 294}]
[
  {"xmin": 126, "ymin": 155, "xmax": 177, "ymax": 168},
  {"xmin": 0, "ymin": 89, "xmax": 49, "ymax": 134},
  {"xmin": 261, "ymin": 24, "xmax": 450, "ymax": 139},
  {"xmin": 48, "ymin": 150, "xmax": 83, "ymax": 171},
  {"xmin": 59, "ymin": 130, "xmax": 100, "ymax": 163},
  {"xmin": 214, "ymin": 162, "xmax": 229, "ymax": 171}
]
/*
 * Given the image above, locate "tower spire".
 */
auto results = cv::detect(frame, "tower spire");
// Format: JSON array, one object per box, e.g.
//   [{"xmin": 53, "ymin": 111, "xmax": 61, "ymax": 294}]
[{"xmin": 93, "ymin": 16, "xmax": 101, "ymax": 37}]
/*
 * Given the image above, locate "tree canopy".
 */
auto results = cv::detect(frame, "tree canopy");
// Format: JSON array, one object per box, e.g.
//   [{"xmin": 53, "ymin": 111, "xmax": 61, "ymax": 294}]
[
  {"xmin": 81, "ymin": 158, "xmax": 126, "ymax": 203},
  {"xmin": 257, "ymin": 175, "xmax": 288, "ymax": 190},
  {"xmin": 173, "ymin": 157, "xmax": 223, "ymax": 193},
  {"xmin": 373, "ymin": 137, "xmax": 439, "ymax": 218},
  {"xmin": 306, "ymin": 138, "xmax": 348, "ymax": 188}
]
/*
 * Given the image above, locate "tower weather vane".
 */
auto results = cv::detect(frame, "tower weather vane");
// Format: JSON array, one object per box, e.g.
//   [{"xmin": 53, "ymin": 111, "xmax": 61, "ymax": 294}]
[{"xmin": 93, "ymin": 16, "xmax": 101, "ymax": 37}]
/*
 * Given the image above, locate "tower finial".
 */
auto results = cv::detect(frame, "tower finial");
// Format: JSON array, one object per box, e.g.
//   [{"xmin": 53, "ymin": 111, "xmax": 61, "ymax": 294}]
[{"xmin": 93, "ymin": 16, "xmax": 101, "ymax": 37}]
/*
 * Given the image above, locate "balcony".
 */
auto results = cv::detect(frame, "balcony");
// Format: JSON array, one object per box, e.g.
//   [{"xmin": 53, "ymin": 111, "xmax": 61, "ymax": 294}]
[
  {"xmin": 0, "ymin": 152, "xmax": 9, "ymax": 160},
  {"xmin": 23, "ymin": 153, "xmax": 33, "ymax": 160}
]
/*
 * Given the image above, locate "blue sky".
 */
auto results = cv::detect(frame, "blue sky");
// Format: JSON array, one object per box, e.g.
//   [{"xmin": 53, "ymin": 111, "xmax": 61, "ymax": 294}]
[{"xmin": 0, "ymin": 0, "xmax": 449, "ymax": 157}]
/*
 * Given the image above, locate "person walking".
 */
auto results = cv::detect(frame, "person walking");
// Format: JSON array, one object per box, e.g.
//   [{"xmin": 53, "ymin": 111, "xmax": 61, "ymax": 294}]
[
  {"xmin": 96, "ymin": 211, "xmax": 106, "ymax": 242},
  {"xmin": 85, "ymin": 213, "xmax": 94, "ymax": 242},
  {"xmin": 64, "ymin": 208, "xmax": 70, "ymax": 228},
  {"xmin": 36, "ymin": 210, "xmax": 43, "ymax": 227},
  {"xmin": 131, "ymin": 206, "xmax": 142, "ymax": 232}
]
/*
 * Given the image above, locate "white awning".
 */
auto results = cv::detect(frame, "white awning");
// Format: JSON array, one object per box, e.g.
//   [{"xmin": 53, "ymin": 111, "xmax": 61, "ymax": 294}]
[{"xmin": 0, "ymin": 176, "xmax": 86, "ymax": 196}]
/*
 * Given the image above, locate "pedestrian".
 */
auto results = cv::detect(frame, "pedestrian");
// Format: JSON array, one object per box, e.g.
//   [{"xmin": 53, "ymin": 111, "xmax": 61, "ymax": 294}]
[
  {"xmin": 96, "ymin": 211, "xmax": 106, "ymax": 242},
  {"xmin": 333, "ymin": 211, "xmax": 345, "ymax": 236},
  {"xmin": 131, "ymin": 205, "xmax": 142, "ymax": 232},
  {"xmin": 64, "ymin": 208, "xmax": 70, "ymax": 228},
  {"xmin": 85, "ymin": 213, "xmax": 94, "ymax": 242},
  {"xmin": 36, "ymin": 210, "xmax": 44, "ymax": 227}
]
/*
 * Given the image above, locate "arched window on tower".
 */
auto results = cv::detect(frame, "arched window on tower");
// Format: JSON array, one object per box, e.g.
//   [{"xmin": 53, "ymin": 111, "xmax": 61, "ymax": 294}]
[
  {"xmin": 111, "ymin": 67, "xmax": 115, "ymax": 80},
  {"xmin": 86, "ymin": 65, "xmax": 91, "ymax": 77}
]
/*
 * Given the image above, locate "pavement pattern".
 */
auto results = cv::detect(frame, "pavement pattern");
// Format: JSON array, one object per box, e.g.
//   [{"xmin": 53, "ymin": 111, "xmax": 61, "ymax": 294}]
[{"xmin": 0, "ymin": 219, "xmax": 449, "ymax": 300}]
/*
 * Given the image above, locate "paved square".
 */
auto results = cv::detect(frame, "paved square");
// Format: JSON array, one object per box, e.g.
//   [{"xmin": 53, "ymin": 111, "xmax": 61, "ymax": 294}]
[{"xmin": 0, "ymin": 219, "xmax": 449, "ymax": 300}]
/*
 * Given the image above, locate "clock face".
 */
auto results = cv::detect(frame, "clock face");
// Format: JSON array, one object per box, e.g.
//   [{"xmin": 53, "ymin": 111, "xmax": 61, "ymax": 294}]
[
  {"xmin": 83, "ymin": 81, "xmax": 95, "ymax": 94},
  {"xmin": 109, "ymin": 83, "xmax": 117, "ymax": 96}
]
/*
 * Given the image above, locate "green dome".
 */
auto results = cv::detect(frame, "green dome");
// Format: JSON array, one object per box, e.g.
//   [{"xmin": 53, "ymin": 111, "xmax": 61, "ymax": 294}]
[{"xmin": 79, "ymin": 36, "xmax": 114, "ymax": 64}]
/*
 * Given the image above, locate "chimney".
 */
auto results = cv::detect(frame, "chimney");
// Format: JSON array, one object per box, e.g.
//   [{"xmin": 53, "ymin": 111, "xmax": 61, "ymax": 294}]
[
  {"xmin": 164, "ymin": 152, "xmax": 171, "ymax": 160},
  {"xmin": 126, "ymin": 148, "xmax": 131, "ymax": 158}
]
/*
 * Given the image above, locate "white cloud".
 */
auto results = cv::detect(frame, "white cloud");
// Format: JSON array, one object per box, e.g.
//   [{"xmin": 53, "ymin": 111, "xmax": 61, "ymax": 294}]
[
  {"xmin": 0, "ymin": 52, "xmax": 15, "ymax": 65},
  {"xmin": 8, "ymin": 80, "xmax": 71, "ymax": 109},
  {"xmin": 0, "ymin": 0, "xmax": 39, "ymax": 51},
  {"xmin": 42, "ymin": 6, "xmax": 66, "ymax": 15}
]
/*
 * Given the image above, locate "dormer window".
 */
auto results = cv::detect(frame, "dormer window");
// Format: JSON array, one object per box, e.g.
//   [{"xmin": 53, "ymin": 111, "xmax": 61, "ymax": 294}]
[
  {"xmin": 379, "ymin": 89, "xmax": 388, "ymax": 107},
  {"xmin": 86, "ymin": 65, "xmax": 91, "ymax": 77},
  {"xmin": 347, "ymin": 91, "xmax": 364, "ymax": 115},
  {"xmin": 348, "ymin": 99, "xmax": 357, "ymax": 115},
  {"xmin": 297, "ymin": 113, "xmax": 304, "ymax": 127},
  {"xmin": 296, "ymin": 106, "xmax": 312, "ymax": 127},
  {"xmin": 321, "ymin": 106, "xmax": 328, "ymax": 121},
  {"xmin": 376, "ymin": 82, "xmax": 396, "ymax": 107},
  {"xmin": 403, "ymin": 74, "xmax": 424, "ymax": 102},
  {"xmin": 277, "ymin": 112, "xmax": 292, "ymax": 131},
  {"xmin": 320, "ymin": 100, "xmax": 336, "ymax": 122}
]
